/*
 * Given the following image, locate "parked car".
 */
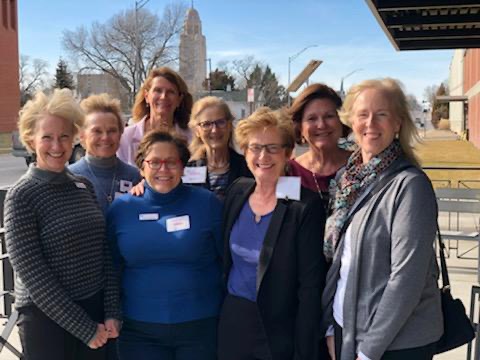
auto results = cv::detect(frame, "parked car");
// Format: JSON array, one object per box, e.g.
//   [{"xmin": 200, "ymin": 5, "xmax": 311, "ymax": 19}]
[{"xmin": 11, "ymin": 130, "xmax": 85, "ymax": 166}]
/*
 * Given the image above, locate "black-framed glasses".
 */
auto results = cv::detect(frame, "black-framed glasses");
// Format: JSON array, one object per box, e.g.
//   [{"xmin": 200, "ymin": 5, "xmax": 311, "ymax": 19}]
[
  {"xmin": 198, "ymin": 119, "xmax": 228, "ymax": 130},
  {"xmin": 247, "ymin": 143, "xmax": 287, "ymax": 154},
  {"xmin": 143, "ymin": 159, "xmax": 181, "ymax": 170}
]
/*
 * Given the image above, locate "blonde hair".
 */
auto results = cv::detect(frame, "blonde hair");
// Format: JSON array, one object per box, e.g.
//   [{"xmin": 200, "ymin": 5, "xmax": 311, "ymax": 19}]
[
  {"xmin": 339, "ymin": 78, "xmax": 421, "ymax": 167},
  {"xmin": 18, "ymin": 89, "xmax": 84, "ymax": 152},
  {"xmin": 131, "ymin": 67, "xmax": 192, "ymax": 129},
  {"xmin": 235, "ymin": 107, "xmax": 295, "ymax": 156},
  {"xmin": 80, "ymin": 93, "xmax": 124, "ymax": 133},
  {"xmin": 188, "ymin": 96, "xmax": 234, "ymax": 160}
]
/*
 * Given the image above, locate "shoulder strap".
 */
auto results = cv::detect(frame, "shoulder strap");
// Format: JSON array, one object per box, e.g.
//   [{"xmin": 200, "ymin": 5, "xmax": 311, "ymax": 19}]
[
  {"xmin": 338, "ymin": 164, "xmax": 414, "ymax": 242},
  {"xmin": 437, "ymin": 223, "xmax": 451, "ymax": 290}
]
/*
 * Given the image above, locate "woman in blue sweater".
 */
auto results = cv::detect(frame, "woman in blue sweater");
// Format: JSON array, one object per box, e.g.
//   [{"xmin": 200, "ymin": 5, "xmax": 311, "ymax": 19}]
[
  {"xmin": 69, "ymin": 93, "xmax": 142, "ymax": 216},
  {"xmin": 107, "ymin": 130, "xmax": 223, "ymax": 360}
]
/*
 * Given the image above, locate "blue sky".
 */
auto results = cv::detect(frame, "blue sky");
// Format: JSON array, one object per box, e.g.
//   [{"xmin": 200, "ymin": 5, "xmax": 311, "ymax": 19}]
[{"xmin": 18, "ymin": 0, "xmax": 453, "ymax": 100}]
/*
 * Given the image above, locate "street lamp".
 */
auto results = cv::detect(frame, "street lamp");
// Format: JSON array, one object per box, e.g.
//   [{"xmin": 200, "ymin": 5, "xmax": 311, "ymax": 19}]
[
  {"xmin": 134, "ymin": 0, "xmax": 150, "ymax": 94},
  {"xmin": 287, "ymin": 45, "xmax": 317, "ymax": 105},
  {"xmin": 339, "ymin": 68, "xmax": 363, "ymax": 96}
]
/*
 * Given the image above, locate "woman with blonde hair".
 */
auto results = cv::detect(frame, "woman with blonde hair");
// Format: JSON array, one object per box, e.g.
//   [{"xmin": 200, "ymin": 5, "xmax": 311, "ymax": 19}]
[
  {"xmin": 117, "ymin": 67, "xmax": 193, "ymax": 166},
  {"xmin": 4, "ymin": 89, "xmax": 121, "ymax": 359},
  {"xmin": 219, "ymin": 107, "xmax": 327, "ymax": 359},
  {"xmin": 69, "ymin": 93, "xmax": 141, "ymax": 215},
  {"xmin": 322, "ymin": 78, "xmax": 442, "ymax": 360},
  {"xmin": 187, "ymin": 96, "xmax": 251, "ymax": 198}
]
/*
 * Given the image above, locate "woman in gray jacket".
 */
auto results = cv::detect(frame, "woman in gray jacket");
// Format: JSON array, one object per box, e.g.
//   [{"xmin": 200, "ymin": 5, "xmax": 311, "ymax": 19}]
[{"xmin": 322, "ymin": 78, "xmax": 442, "ymax": 360}]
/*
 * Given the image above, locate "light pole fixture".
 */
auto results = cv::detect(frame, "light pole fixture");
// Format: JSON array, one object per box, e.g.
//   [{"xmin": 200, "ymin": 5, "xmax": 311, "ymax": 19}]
[
  {"xmin": 339, "ymin": 68, "xmax": 363, "ymax": 96},
  {"xmin": 287, "ymin": 45, "xmax": 317, "ymax": 105}
]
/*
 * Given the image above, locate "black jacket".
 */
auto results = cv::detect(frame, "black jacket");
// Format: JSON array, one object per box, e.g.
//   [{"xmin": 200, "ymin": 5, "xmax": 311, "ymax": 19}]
[{"xmin": 222, "ymin": 177, "xmax": 328, "ymax": 360}]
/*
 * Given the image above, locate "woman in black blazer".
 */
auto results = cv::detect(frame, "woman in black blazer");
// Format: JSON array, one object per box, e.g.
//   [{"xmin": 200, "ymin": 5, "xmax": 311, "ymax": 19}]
[{"xmin": 218, "ymin": 107, "xmax": 328, "ymax": 360}]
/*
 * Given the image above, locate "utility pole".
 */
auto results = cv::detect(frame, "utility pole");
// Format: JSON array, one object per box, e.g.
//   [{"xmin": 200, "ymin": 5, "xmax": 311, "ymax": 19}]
[
  {"xmin": 134, "ymin": 0, "xmax": 150, "ymax": 94},
  {"xmin": 287, "ymin": 45, "xmax": 317, "ymax": 106}
]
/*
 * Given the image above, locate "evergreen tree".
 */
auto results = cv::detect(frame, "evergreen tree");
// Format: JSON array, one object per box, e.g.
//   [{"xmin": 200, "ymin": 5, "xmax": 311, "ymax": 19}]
[
  {"xmin": 54, "ymin": 58, "xmax": 75, "ymax": 90},
  {"xmin": 203, "ymin": 68, "xmax": 236, "ymax": 91}
]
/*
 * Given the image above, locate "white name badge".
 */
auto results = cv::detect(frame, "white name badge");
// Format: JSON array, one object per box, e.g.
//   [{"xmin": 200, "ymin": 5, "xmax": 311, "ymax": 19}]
[
  {"xmin": 166, "ymin": 215, "xmax": 190, "ymax": 232},
  {"xmin": 139, "ymin": 213, "xmax": 159, "ymax": 221},
  {"xmin": 75, "ymin": 182, "xmax": 87, "ymax": 189},
  {"xmin": 119, "ymin": 180, "xmax": 133, "ymax": 193},
  {"xmin": 276, "ymin": 176, "xmax": 301, "ymax": 201},
  {"xmin": 182, "ymin": 166, "xmax": 207, "ymax": 184}
]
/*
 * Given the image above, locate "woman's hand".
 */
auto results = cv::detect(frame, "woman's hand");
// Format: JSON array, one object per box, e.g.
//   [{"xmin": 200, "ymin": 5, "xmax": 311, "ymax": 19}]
[
  {"xmin": 130, "ymin": 179, "xmax": 145, "ymax": 196},
  {"xmin": 88, "ymin": 323, "xmax": 109, "ymax": 349},
  {"xmin": 104, "ymin": 318, "xmax": 121, "ymax": 339},
  {"xmin": 326, "ymin": 335, "xmax": 335, "ymax": 360}
]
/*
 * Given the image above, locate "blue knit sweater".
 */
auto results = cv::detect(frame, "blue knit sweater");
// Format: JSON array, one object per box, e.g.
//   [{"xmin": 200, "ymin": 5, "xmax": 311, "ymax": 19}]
[
  {"xmin": 107, "ymin": 182, "xmax": 223, "ymax": 324},
  {"xmin": 69, "ymin": 155, "xmax": 142, "ymax": 216}
]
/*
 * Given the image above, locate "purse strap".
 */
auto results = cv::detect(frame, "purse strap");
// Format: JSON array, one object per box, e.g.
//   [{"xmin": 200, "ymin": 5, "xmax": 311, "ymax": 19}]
[{"xmin": 436, "ymin": 222, "xmax": 451, "ymax": 290}]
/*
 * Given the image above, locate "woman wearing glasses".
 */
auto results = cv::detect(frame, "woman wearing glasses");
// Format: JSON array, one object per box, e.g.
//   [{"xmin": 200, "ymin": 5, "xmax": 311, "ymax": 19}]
[
  {"xmin": 218, "ymin": 107, "xmax": 328, "ymax": 360},
  {"xmin": 187, "ymin": 96, "xmax": 251, "ymax": 198},
  {"xmin": 117, "ymin": 67, "xmax": 193, "ymax": 166},
  {"xmin": 108, "ymin": 131, "xmax": 223, "ymax": 360}
]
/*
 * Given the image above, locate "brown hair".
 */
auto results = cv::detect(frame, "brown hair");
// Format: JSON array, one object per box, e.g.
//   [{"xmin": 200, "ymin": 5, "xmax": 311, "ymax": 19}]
[
  {"xmin": 132, "ymin": 67, "xmax": 193, "ymax": 129},
  {"xmin": 289, "ymin": 83, "xmax": 350, "ymax": 144},
  {"xmin": 80, "ymin": 93, "xmax": 124, "ymax": 133},
  {"xmin": 135, "ymin": 130, "xmax": 191, "ymax": 169},
  {"xmin": 339, "ymin": 78, "xmax": 420, "ymax": 167},
  {"xmin": 235, "ymin": 107, "xmax": 295, "ymax": 157},
  {"xmin": 188, "ymin": 96, "xmax": 235, "ymax": 160}
]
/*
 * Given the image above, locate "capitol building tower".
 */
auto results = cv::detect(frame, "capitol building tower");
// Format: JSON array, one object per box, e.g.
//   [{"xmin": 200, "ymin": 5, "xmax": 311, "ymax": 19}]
[{"xmin": 179, "ymin": 4, "xmax": 206, "ymax": 97}]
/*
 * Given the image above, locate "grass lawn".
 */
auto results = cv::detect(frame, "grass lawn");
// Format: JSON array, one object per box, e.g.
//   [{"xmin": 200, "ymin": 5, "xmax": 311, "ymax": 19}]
[{"xmin": 415, "ymin": 139, "xmax": 480, "ymax": 188}]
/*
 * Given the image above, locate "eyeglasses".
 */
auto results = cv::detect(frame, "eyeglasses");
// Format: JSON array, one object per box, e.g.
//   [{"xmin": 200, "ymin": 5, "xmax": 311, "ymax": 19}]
[
  {"xmin": 143, "ymin": 159, "xmax": 181, "ymax": 170},
  {"xmin": 247, "ymin": 143, "xmax": 287, "ymax": 154},
  {"xmin": 198, "ymin": 119, "xmax": 228, "ymax": 130}
]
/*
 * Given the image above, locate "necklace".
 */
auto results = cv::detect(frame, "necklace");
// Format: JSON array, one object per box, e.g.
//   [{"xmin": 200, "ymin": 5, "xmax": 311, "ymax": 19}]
[
  {"xmin": 311, "ymin": 171, "xmax": 324, "ymax": 200},
  {"xmin": 86, "ymin": 160, "xmax": 118, "ymax": 203}
]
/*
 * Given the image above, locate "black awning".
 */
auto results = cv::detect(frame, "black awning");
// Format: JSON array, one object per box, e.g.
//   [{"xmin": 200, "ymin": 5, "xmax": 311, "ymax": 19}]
[{"xmin": 365, "ymin": 0, "xmax": 480, "ymax": 50}]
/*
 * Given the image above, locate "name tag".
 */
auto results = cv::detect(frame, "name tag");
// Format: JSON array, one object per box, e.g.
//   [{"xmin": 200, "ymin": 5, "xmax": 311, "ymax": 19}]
[
  {"xmin": 182, "ymin": 166, "xmax": 207, "ymax": 184},
  {"xmin": 139, "ymin": 213, "xmax": 159, "ymax": 221},
  {"xmin": 75, "ymin": 182, "xmax": 87, "ymax": 189},
  {"xmin": 119, "ymin": 180, "xmax": 133, "ymax": 193},
  {"xmin": 276, "ymin": 176, "xmax": 301, "ymax": 201},
  {"xmin": 166, "ymin": 215, "xmax": 190, "ymax": 232}
]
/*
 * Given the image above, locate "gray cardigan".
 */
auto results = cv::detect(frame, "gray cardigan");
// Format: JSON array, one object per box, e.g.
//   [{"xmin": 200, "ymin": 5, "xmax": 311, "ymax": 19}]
[{"xmin": 322, "ymin": 157, "xmax": 443, "ymax": 360}]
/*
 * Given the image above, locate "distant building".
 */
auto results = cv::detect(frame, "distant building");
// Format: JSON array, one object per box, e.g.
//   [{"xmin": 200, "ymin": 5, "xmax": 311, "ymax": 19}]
[
  {"xmin": 76, "ymin": 73, "xmax": 130, "ymax": 112},
  {"xmin": 179, "ymin": 6, "xmax": 206, "ymax": 97},
  {"xmin": 449, "ymin": 50, "xmax": 466, "ymax": 134},
  {"xmin": 197, "ymin": 89, "xmax": 264, "ymax": 121},
  {"xmin": 0, "ymin": 0, "xmax": 20, "ymax": 141}
]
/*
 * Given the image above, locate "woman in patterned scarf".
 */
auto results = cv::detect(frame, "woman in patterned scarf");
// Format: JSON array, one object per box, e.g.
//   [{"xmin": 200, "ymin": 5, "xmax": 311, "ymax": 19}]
[{"xmin": 322, "ymin": 78, "xmax": 443, "ymax": 360}]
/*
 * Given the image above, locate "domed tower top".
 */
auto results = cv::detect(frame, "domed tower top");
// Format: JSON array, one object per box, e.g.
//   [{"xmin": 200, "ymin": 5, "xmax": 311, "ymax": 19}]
[{"xmin": 184, "ymin": 5, "xmax": 202, "ymax": 35}]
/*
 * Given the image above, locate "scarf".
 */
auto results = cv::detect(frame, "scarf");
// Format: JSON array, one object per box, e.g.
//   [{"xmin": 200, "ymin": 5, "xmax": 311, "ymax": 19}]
[{"xmin": 324, "ymin": 140, "xmax": 402, "ymax": 260}]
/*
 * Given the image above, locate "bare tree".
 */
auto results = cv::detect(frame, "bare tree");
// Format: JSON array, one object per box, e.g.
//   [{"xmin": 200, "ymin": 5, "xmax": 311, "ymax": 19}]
[
  {"xmin": 19, "ymin": 55, "xmax": 49, "ymax": 105},
  {"xmin": 62, "ymin": 2, "xmax": 186, "ymax": 103},
  {"xmin": 231, "ymin": 55, "xmax": 262, "ymax": 88}
]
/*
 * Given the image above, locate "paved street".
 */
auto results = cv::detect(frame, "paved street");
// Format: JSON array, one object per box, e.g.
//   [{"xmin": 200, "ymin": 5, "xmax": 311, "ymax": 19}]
[{"xmin": 0, "ymin": 154, "xmax": 27, "ymax": 189}]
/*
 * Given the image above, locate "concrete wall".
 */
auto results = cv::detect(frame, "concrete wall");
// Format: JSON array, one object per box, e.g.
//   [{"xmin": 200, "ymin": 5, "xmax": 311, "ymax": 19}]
[
  {"xmin": 464, "ymin": 49, "xmax": 480, "ymax": 149},
  {"xmin": 0, "ymin": 0, "xmax": 19, "ymax": 138},
  {"xmin": 449, "ymin": 49, "xmax": 465, "ymax": 134}
]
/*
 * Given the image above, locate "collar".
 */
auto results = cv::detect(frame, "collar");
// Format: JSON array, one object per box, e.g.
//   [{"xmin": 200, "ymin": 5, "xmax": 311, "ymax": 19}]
[
  {"xmin": 85, "ymin": 154, "xmax": 117, "ymax": 168},
  {"xmin": 28, "ymin": 165, "xmax": 76, "ymax": 184},
  {"xmin": 143, "ymin": 181, "xmax": 186, "ymax": 205}
]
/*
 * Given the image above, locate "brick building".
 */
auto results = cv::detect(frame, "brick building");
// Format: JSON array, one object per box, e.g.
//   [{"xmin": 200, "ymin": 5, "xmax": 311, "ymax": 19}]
[
  {"xmin": 464, "ymin": 49, "xmax": 480, "ymax": 149},
  {"xmin": 0, "ymin": 0, "xmax": 19, "ymax": 145}
]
